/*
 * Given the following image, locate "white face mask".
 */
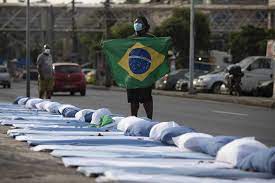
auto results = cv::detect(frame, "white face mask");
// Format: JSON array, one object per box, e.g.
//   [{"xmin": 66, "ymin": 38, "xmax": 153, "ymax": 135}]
[
  {"xmin": 44, "ymin": 49, "xmax": 50, "ymax": 54},
  {"xmin": 134, "ymin": 23, "xmax": 143, "ymax": 32}
]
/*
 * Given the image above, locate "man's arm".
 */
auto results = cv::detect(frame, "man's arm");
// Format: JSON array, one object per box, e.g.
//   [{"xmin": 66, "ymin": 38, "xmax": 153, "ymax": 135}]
[{"xmin": 36, "ymin": 55, "xmax": 43, "ymax": 78}]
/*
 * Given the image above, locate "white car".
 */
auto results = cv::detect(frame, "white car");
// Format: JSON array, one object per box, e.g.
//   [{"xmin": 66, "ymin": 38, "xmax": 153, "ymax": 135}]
[
  {"xmin": 237, "ymin": 56, "xmax": 273, "ymax": 93},
  {"xmin": 194, "ymin": 69, "xmax": 226, "ymax": 93},
  {"xmin": 0, "ymin": 66, "xmax": 11, "ymax": 88},
  {"xmin": 203, "ymin": 56, "xmax": 274, "ymax": 95}
]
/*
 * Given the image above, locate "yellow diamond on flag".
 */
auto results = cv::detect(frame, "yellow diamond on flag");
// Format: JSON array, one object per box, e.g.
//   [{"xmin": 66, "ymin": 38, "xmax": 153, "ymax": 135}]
[{"xmin": 118, "ymin": 42, "xmax": 165, "ymax": 81}]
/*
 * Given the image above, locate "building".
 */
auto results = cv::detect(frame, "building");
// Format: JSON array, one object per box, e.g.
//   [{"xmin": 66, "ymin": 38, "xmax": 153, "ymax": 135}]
[{"xmin": 149, "ymin": 0, "xmax": 268, "ymax": 5}]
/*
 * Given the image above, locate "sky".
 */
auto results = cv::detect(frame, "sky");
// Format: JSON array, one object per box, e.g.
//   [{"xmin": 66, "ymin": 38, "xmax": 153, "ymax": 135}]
[{"xmin": 3, "ymin": 0, "xmax": 150, "ymax": 5}]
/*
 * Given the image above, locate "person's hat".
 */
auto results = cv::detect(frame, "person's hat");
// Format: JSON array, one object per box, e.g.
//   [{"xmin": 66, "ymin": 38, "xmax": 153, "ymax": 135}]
[{"xmin": 43, "ymin": 44, "xmax": 50, "ymax": 50}]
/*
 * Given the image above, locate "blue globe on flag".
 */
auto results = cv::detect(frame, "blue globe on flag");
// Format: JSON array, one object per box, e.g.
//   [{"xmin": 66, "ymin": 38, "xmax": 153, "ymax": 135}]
[{"xmin": 128, "ymin": 48, "xmax": 152, "ymax": 74}]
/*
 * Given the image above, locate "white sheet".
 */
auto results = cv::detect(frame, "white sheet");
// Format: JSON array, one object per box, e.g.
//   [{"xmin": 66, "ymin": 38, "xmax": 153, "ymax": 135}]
[
  {"xmin": 63, "ymin": 157, "xmax": 207, "ymax": 168},
  {"xmin": 1, "ymin": 102, "xmax": 275, "ymax": 182},
  {"xmin": 14, "ymin": 133, "xmax": 124, "ymax": 141},
  {"xmin": 0, "ymin": 115, "xmax": 66, "ymax": 121},
  {"xmin": 11, "ymin": 123, "xmax": 88, "ymax": 129},
  {"xmin": 61, "ymin": 157, "xmax": 274, "ymax": 179},
  {"xmin": 27, "ymin": 136, "xmax": 163, "ymax": 146},
  {"xmin": 8, "ymin": 127, "xmax": 104, "ymax": 137},
  {"xmin": 1, "ymin": 119, "xmax": 78, "ymax": 126},
  {"xmin": 51, "ymin": 149, "xmax": 213, "ymax": 159},
  {"xmin": 95, "ymin": 171, "xmax": 275, "ymax": 183},
  {"xmin": 31, "ymin": 144, "xmax": 185, "ymax": 153}
]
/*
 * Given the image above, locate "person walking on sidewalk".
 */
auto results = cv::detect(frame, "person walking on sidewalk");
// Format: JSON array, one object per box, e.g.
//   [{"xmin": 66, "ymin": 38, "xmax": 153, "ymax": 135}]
[
  {"xmin": 37, "ymin": 44, "xmax": 54, "ymax": 99},
  {"xmin": 127, "ymin": 16, "xmax": 155, "ymax": 119}
]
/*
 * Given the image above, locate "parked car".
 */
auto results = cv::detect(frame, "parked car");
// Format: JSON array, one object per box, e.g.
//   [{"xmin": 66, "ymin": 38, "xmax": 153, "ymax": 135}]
[
  {"xmin": 155, "ymin": 69, "xmax": 188, "ymax": 90},
  {"xmin": 0, "ymin": 66, "xmax": 11, "ymax": 88},
  {"xmin": 236, "ymin": 56, "xmax": 273, "ymax": 94},
  {"xmin": 23, "ymin": 68, "xmax": 38, "ymax": 80},
  {"xmin": 194, "ymin": 69, "xmax": 226, "ymax": 93},
  {"xmin": 85, "ymin": 69, "xmax": 96, "ymax": 84},
  {"xmin": 254, "ymin": 80, "xmax": 273, "ymax": 97},
  {"xmin": 53, "ymin": 63, "xmax": 86, "ymax": 96},
  {"xmin": 81, "ymin": 68, "xmax": 93, "ymax": 75},
  {"xmin": 175, "ymin": 70, "xmax": 210, "ymax": 91}
]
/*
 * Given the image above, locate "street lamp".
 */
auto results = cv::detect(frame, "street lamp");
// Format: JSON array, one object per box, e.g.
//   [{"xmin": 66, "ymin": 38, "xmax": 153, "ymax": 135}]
[
  {"xmin": 24, "ymin": 0, "xmax": 45, "ymax": 97},
  {"xmin": 61, "ymin": 0, "xmax": 82, "ymax": 62},
  {"xmin": 26, "ymin": 0, "xmax": 30, "ymax": 97},
  {"xmin": 189, "ymin": 0, "xmax": 195, "ymax": 94},
  {"xmin": 103, "ymin": 0, "xmax": 112, "ymax": 87},
  {"xmin": 71, "ymin": 0, "xmax": 78, "ymax": 61}
]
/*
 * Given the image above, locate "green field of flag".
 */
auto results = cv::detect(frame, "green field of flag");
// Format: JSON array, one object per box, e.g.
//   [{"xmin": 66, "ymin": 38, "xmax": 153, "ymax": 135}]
[{"xmin": 102, "ymin": 37, "xmax": 171, "ymax": 89}]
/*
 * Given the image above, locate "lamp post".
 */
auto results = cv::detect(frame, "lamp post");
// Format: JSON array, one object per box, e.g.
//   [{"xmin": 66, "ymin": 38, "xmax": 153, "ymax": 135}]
[
  {"xmin": 71, "ymin": 0, "xmax": 78, "ymax": 60},
  {"xmin": 104, "ymin": 0, "xmax": 112, "ymax": 87},
  {"xmin": 26, "ymin": 0, "xmax": 30, "ymax": 97},
  {"xmin": 188, "ymin": 0, "xmax": 195, "ymax": 94}
]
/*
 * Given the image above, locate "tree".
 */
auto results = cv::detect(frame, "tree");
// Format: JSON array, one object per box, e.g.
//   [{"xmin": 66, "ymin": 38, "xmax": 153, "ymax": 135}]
[
  {"xmin": 110, "ymin": 22, "xmax": 134, "ymax": 39},
  {"xmin": 154, "ymin": 8, "xmax": 210, "ymax": 68},
  {"xmin": 124, "ymin": 0, "xmax": 140, "ymax": 4},
  {"xmin": 79, "ymin": 32, "xmax": 104, "ymax": 65},
  {"xmin": 229, "ymin": 25, "xmax": 270, "ymax": 63},
  {"xmin": 78, "ymin": 23, "xmax": 133, "ymax": 66}
]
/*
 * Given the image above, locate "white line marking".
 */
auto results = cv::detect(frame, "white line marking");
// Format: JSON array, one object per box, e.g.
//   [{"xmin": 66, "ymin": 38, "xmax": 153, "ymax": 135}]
[{"xmin": 212, "ymin": 110, "xmax": 248, "ymax": 116}]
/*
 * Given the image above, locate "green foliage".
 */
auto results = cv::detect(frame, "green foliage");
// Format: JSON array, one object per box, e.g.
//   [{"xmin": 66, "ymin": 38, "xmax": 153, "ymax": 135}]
[
  {"xmin": 78, "ymin": 23, "xmax": 133, "ymax": 63},
  {"xmin": 80, "ymin": 32, "xmax": 103, "ymax": 50},
  {"xmin": 110, "ymin": 23, "xmax": 134, "ymax": 39},
  {"xmin": 229, "ymin": 25, "xmax": 270, "ymax": 62},
  {"xmin": 124, "ymin": 0, "xmax": 140, "ymax": 4},
  {"xmin": 79, "ymin": 32, "xmax": 104, "ymax": 63},
  {"xmin": 154, "ymin": 8, "xmax": 210, "ymax": 67}
]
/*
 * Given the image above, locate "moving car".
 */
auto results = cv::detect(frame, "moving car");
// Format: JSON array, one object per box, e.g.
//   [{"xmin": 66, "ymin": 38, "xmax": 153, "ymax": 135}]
[
  {"xmin": 0, "ymin": 66, "xmax": 11, "ymax": 88},
  {"xmin": 53, "ymin": 63, "xmax": 86, "ymax": 96},
  {"xmin": 155, "ymin": 69, "xmax": 188, "ymax": 90}
]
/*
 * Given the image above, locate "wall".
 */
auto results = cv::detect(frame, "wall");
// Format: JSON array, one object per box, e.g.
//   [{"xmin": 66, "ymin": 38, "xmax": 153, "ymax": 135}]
[{"xmin": 269, "ymin": 0, "xmax": 275, "ymax": 6}]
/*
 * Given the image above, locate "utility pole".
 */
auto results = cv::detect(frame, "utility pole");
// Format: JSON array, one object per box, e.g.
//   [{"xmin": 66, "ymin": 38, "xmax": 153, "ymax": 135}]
[
  {"xmin": 104, "ymin": 0, "xmax": 112, "ymax": 87},
  {"xmin": 26, "ymin": 0, "xmax": 30, "ymax": 97},
  {"xmin": 188, "ymin": 0, "xmax": 195, "ymax": 94},
  {"xmin": 273, "ymin": 63, "xmax": 275, "ymax": 99},
  {"xmin": 71, "ymin": 0, "xmax": 78, "ymax": 62},
  {"xmin": 49, "ymin": 5, "xmax": 55, "ymax": 62}
]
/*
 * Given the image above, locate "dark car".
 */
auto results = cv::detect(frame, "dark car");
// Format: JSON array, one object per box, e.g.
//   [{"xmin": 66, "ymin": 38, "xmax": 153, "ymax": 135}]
[
  {"xmin": 175, "ymin": 70, "xmax": 210, "ymax": 91},
  {"xmin": 254, "ymin": 80, "xmax": 273, "ymax": 97},
  {"xmin": 53, "ymin": 63, "xmax": 86, "ymax": 96},
  {"xmin": 155, "ymin": 69, "xmax": 189, "ymax": 90},
  {"xmin": 23, "ymin": 68, "xmax": 38, "ymax": 80},
  {"xmin": 0, "ymin": 66, "xmax": 11, "ymax": 88}
]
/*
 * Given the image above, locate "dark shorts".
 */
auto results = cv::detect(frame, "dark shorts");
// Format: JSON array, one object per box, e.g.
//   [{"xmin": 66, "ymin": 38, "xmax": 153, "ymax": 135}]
[{"xmin": 127, "ymin": 86, "xmax": 153, "ymax": 103}]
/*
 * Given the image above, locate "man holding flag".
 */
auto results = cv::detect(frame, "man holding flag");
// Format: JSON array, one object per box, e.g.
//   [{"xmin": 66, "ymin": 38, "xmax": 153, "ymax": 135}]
[{"xmin": 103, "ymin": 16, "xmax": 171, "ymax": 119}]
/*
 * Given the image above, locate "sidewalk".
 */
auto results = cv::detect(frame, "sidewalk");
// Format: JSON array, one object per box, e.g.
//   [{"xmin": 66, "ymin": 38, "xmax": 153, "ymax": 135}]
[{"xmin": 87, "ymin": 85, "xmax": 275, "ymax": 109}]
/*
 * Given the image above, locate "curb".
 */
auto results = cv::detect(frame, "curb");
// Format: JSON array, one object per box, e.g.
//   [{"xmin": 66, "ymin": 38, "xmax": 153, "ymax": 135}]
[{"xmin": 87, "ymin": 85, "xmax": 275, "ymax": 109}]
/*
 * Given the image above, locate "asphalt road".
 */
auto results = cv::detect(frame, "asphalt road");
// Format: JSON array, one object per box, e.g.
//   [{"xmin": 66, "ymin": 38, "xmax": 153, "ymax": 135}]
[{"xmin": 1, "ymin": 81, "xmax": 275, "ymax": 146}]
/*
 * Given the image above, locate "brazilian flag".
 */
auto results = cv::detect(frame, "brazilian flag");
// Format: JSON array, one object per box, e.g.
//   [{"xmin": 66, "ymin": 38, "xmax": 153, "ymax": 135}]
[{"xmin": 102, "ymin": 37, "xmax": 171, "ymax": 89}]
